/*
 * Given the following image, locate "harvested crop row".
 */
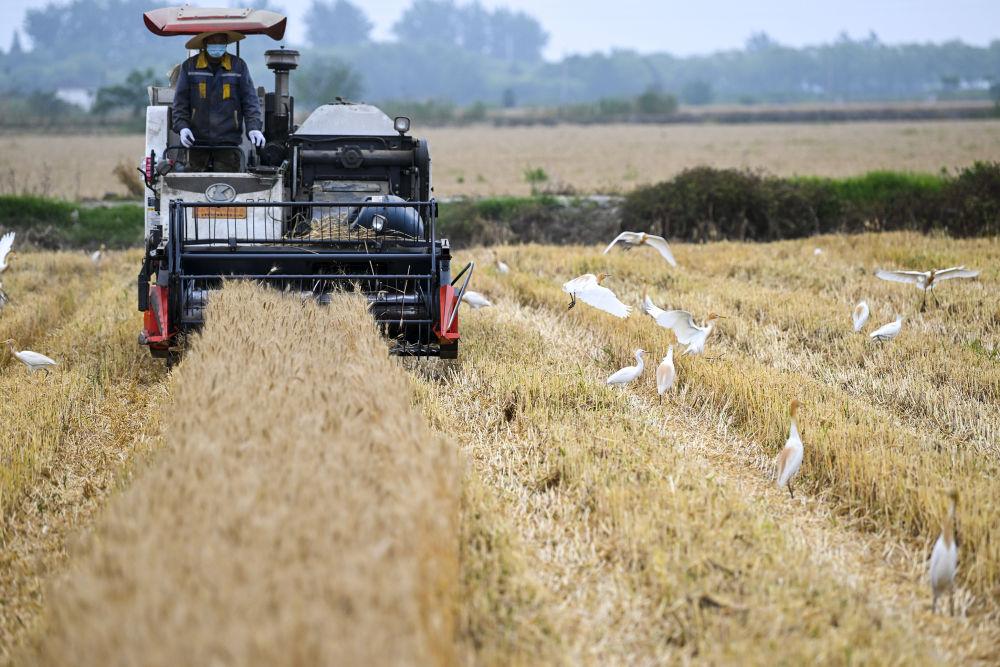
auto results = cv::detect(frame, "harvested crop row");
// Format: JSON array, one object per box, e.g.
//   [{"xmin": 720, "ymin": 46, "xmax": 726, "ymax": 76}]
[{"xmin": 23, "ymin": 283, "xmax": 459, "ymax": 666}]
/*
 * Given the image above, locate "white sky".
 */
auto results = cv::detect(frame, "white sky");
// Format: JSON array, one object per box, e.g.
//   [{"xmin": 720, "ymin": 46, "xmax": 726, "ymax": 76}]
[{"xmin": 3, "ymin": 0, "xmax": 999, "ymax": 58}]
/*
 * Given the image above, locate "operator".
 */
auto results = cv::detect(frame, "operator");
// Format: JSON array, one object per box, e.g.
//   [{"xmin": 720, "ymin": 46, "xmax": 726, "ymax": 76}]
[{"xmin": 172, "ymin": 31, "xmax": 265, "ymax": 172}]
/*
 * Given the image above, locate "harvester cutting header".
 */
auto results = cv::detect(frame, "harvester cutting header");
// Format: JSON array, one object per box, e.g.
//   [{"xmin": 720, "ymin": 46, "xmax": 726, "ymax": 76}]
[{"xmin": 137, "ymin": 6, "xmax": 471, "ymax": 362}]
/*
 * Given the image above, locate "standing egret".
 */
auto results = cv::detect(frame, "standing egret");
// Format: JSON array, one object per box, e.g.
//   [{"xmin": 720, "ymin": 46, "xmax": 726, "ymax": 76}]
[
  {"xmin": 870, "ymin": 316, "xmax": 903, "ymax": 343},
  {"xmin": 462, "ymin": 291, "xmax": 493, "ymax": 309},
  {"xmin": 642, "ymin": 289, "xmax": 724, "ymax": 355},
  {"xmin": 0, "ymin": 231, "xmax": 15, "ymax": 273},
  {"xmin": 90, "ymin": 243, "xmax": 106, "ymax": 265},
  {"xmin": 607, "ymin": 349, "xmax": 645, "ymax": 387},
  {"xmin": 875, "ymin": 266, "xmax": 979, "ymax": 311},
  {"xmin": 656, "ymin": 346, "xmax": 675, "ymax": 403},
  {"xmin": 929, "ymin": 489, "xmax": 959, "ymax": 615},
  {"xmin": 603, "ymin": 231, "xmax": 677, "ymax": 267},
  {"xmin": 813, "ymin": 248, "xmax": 824, "ymax": 256},
  {"xmin": 496, "ymin": 258, "xmax": 510, "ymax": 274},
  {"xmin": 562, "ymin": 273, "xmax": 631, "ymax": 318},
  {"xmin": 776, "ymin": 399, "xmax": 804, "ymax": 498},
  {"xmin": 4, "ymin": 339, "xmax": 58, "ymax": 375},
  {"xmin": 852, "ymin": 301, "xmax": 870, "ymax": 333}
]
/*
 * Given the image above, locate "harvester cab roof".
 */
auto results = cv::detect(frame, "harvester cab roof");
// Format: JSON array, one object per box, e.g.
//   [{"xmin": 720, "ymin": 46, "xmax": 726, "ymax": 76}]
[{"xmin": 137, "ymin": 7, "xmax": 466, "ymax": 364}]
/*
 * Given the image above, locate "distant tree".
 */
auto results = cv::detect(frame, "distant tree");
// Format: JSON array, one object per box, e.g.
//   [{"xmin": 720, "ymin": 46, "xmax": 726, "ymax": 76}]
[
  {"xmin": 635, "ymin": 88, "xmax": 677, "ymax": 115},
  {"xmin": 487, "ymin": 7, "xmax": 547, "ymax": 63},
  {"xmin": 681, "ymin": 80, "xmax": 713, "ymax": 105},
  {"xmin": 306, "ymin": 0, "xmax": 373, "ymax": 48},
  {"xmin": 458, "ymin": 1, "xmax": 490, "ymax": 55},
  {"xmin": 393, "ymin": 0, "xmax": 461, "ymax": 47},
  {"xmin": 295, "ymin": 56, "xmax": 363, "ymax": 108},
  {"xmin": 92, "ymin": 68, "xmax": 159, "ymax": 116},
  {"xmin": 501, "ymin": 87, "xmax": 516, "ymax": 108},
  {"xmin": 8, "ymin": 31, "xmax": 25, "ymax": 58}
]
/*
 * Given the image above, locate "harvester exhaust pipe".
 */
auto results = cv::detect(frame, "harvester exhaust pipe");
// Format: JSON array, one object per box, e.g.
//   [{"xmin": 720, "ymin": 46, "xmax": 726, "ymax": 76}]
[{"xmin": 264, "ymin": 47, "xmax": 299, "ymax": 138}]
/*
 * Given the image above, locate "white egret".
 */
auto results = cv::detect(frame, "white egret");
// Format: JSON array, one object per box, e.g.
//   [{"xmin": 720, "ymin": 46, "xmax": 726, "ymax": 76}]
[
  {"xmin": 870, "ymin": 316, "xmax": 903, "ymax": 343},
  {"xmin": 90, "ymin": 243, "xmax": 106, "ymax": 265},
  {"xmin": 496, "ymin": 258, "xmax": 510, "ymax": 274},
  {"xmin": 603, "ymin": 231, "xmax": 677, "ymax": 267},
  {"xmin": 0, "ymin": 231, "xmax": 15, "ymax": 273},
  {"xmin": 929, "ymin": 489, "xmax": 959, "ymax": 615},
  {"xmin": 852, "ymin": 301, "xmax": 870, "ymax": 333},
  {"xmin": 775, "ymin": 399, "xmax": 804, "ymax": 498},
  {"xmin": 642, "ymin": 289, "xmax": 724, "ymax": 355},
  {"xmin": 4, "ymin": 339, "xmax": 58, "ymax": 375},
  {"xmin": 875, "ymin": 266, "xmax": 979, "ymax": 311},
  {"xmin": 607, "ymin": 349, "xmax": 645, "ymax": 387},
  {"xmin": 813, "ymin": 248, "xmax": 823, "ymax": 256},
  {"xmin": 462, "ymin": 290, "xmax": 493, "ymax": 309},
  {"xmin": 562, "ymin": 273, "xmax": 631, "ymax": 318},
  {"xmin": 656, "ymin": 346, "xmax": 675, "ymax": 403}
]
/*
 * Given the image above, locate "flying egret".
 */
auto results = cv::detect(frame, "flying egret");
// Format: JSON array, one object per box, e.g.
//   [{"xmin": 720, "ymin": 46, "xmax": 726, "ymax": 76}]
[
  {"xmin": 642, "ymin": 289, "xmax": 724, "ymax": 355},
  {"xmin": 496, "ymin": 258, "xmax": 510, "ymax": 274},
  {"xmin": 4, "ymin": 339, "xmax": 58, "ymax": 375},
  {"xmin": 0, "ymin": 231, "xmax": 15, "ymax": 273},
  {"xmin": 607, "ymin": 349, "xmax": 645, "ymax": 387},
  {"xmin": 603, "ymin": 231, "xmax": 677, "ymax": 267},
  {"xmin": 90, "ymin": 243, "xmax": 106, "ymax": 265},
  {"xmin": 562, "ymin": 273, "xmax": 631, "ymax": 318},
  {"xmin": 656, "ymin": 346, "xmax": 675, "ymax": 403},
  {"xmin": 462, "ymin": 290, "xmax": 493, "ymax": 309},
  {"xmin": 870, "ymin": 315, "xmax": 903, "ymax": 343},
  {"xmin": 875, "ymin": 266, "xmax": 979, "ymax": 311},
  {"xmin": 852, "ymin": 301, "xmax": 870, "ymax": 333},
  {"xmin": 929, "ymin": 489, "xmax": 959, "ymax": 616},
  {"xmin": 775, "ymin": 399, "xmax": 804, "ymax": 499}
]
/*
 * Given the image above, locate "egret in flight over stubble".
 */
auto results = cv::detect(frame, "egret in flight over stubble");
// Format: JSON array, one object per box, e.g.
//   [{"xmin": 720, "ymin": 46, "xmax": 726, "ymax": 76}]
[
  {"xmin": 875, "ymin": 266, "xmax": 979, "ymax": 311},
  {"xmin": 562, "ymin": 273, "xmax": 631, "ymax": 318},
  {"xmin": 4, "ymin": 339, "xmax": 58, "ymax": 375},
  {"xmin": 775, "ymin": 399, "xmax": 804, "ymax": 499},
  {"xmin": 642, "ymin": 289, "xmax": 725, "ymax": 355},
  {"xmin": 603, "ymin": 231, "xmax": 677, "ymax": 267},
  {"xmin": 607, "ymin": 349, "xmax": 646, "ymax": 387},
  {"xmin": 0, "ymin": 232, "xmax": 15, "ymax": 273}
]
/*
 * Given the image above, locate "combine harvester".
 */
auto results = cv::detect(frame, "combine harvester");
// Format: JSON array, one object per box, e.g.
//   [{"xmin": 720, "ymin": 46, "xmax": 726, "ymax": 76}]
[{"xmin": 137, "ymin": 6, "xmax": 470, "ymax": 363}]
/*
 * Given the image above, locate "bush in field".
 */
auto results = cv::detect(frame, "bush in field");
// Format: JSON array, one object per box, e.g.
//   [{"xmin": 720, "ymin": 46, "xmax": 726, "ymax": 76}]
[{"xmin": 622, "ymin": 163, "xmax": 1000, "ymax": 241}]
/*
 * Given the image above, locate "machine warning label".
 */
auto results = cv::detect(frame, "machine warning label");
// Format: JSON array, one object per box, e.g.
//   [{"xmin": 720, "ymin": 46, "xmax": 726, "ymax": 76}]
[{"xmin": 194, "ymin": 206, "xmax": 247, "ymax": 219}]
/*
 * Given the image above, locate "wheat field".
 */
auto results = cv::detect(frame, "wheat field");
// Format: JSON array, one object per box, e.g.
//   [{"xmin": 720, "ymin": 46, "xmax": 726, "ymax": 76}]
[
  {"xmin": 4, "ymin": 120, "xmax": 1000, "ymax": 199},
  {"xmin": 2, "ymin": 232, "xmax": 998, "ymax": 663}
]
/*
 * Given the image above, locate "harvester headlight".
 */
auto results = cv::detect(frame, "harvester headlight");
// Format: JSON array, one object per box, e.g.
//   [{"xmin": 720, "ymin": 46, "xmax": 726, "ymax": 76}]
[
  {"xmin": 394, "ymin": 116, "xmax": 411, "ymax": 134},
  {"xmin": 371, "ymin": 214, "xmax": 387, "ymax": 233}
]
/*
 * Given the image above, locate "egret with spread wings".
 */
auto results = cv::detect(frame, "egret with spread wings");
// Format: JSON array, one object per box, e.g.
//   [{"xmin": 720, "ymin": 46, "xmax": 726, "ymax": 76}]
[
  {"xmin": 642, "ymin": 289, "xmax": 724, "ymax": 355},
  {"xmin": 0, "ymin": 232, "xmax": 15, "ymax": 273},
  {"xmin": 562, "ymin": 273, "xmax": 631, "ymax": 318},
  {"xmin": 875, "ymin": 266, "xmax": 979, "ymax": 311},
  {"xmin": 603, "ymin": 232, "xmax": 677, "ymax": 267}
]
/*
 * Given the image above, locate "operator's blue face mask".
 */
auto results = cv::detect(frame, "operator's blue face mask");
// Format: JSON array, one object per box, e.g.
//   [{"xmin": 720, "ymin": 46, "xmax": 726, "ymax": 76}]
[{"xmin": 206, "ymin": 44, "xmax": 228, "ymax": 59}]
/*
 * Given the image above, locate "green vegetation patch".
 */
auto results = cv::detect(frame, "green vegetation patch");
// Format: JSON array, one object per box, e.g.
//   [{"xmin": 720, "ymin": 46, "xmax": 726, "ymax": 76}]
[{"xmin": 0, "ymin": 195, "xmax": 143, "ymax": 248}]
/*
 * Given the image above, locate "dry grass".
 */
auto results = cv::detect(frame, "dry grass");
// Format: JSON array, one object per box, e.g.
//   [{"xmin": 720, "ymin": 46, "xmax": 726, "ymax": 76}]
[
  {"xmin": 4, "ymin": 120, "xmax": 1000, "ymax": 199},
  {"xmin": 0, "ymin": 249, "xmax": 166, "ymax": 660},
  {"xmin": 432, "ymin": 232, "xmax": 999, "ymax": 662},
  {"xmin": 21, "ymin": 283, "xmax": 459, "ymax": 666}
]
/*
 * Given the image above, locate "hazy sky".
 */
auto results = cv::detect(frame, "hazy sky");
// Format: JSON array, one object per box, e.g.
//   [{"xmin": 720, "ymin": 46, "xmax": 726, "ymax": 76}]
[{"xmin": 3, "ymin": 0, "xmax": 999, "ymax": 57}]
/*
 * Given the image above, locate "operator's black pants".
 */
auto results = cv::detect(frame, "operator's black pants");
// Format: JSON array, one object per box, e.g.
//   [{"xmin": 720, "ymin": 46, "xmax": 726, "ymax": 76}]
[{"xmin": 186, "ymin": 148, "xmax": 241, "ymax": 173}]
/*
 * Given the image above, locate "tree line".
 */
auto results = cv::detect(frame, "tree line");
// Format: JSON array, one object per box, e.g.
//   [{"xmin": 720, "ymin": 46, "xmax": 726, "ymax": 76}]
[{"xmin": 1, "ymin": 0, "xmax": 999, "ymax": 115}]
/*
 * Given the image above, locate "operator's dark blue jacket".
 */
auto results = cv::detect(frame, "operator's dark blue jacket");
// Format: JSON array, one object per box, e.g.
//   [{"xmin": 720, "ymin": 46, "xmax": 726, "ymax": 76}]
[{"xmin": 172, "ymin": 51, "xmax": 262, "ymax": 146}]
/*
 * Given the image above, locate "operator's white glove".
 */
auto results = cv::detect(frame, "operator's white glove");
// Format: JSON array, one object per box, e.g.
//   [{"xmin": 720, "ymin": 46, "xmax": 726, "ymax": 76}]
[
  {"xmin": 179, "ymin": 128, "xmax": 195, "ymax": 148},
  {"xmin": 249, "ymin": 130, "xmax": 265, "ymax": 148}
]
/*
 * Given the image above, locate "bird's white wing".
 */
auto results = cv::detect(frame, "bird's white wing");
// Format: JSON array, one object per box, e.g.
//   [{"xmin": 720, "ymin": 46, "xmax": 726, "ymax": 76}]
[
  {"xmin": 933, "ymin": 267, "xmax": 979, "ymax": 282},
  {"xmin": 642, "ymin": 292, "xmax": 665, "ymax": 320},
  {"xmin": 875, "ymin": 269, "xmax": 927, "ymax": 285},
  {"xmin": 602, "ymin": 232, "xmax": 630, "ymax": 254},
  {"xmin": 654, "ymin": 310, "xmax": 702, "ymax": 344},
  {"xmin": 578, "ymin": 285, "xmax": 631, "ymax": 318},
  {"xmin": 0, "ymin": 232, "xmax": 14, "ymax": 264},
  {"xmin": 644, "ymin": 235, "xmax": 677, "ymax": 267},
  {"xmin": 562, "ymin": 274, "xmax": 594, "ymax": 294},
  {"xmin": 18, "ymin": 350, "xmax": 57, "ymax": 365}
]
